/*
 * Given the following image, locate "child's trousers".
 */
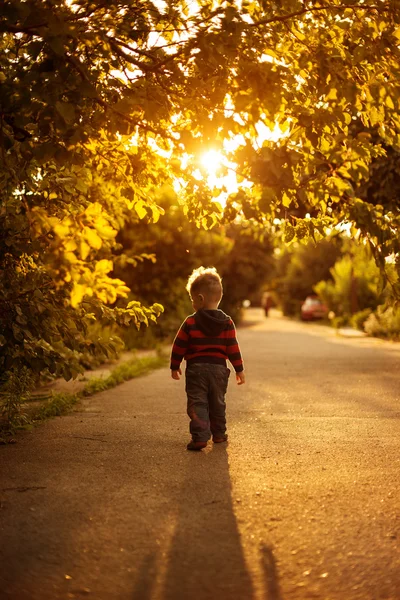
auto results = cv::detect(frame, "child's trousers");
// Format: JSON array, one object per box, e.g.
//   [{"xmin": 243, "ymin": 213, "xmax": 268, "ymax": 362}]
[{"xmin": 185, "ymin": 363, "xmax": 230, "ymax": 442}]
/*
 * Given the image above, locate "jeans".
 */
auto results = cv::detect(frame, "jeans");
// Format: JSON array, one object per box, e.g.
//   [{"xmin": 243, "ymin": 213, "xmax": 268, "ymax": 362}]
[{"xmin": 185, "ymin": 363, "xmax": 230, "ymax": 442}]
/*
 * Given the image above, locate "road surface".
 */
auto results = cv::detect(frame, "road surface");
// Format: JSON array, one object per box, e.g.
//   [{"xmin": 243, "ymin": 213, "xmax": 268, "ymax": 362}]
[{"xmin": 1, "ymin": 309, "xmax": 399, "ymax": 600}]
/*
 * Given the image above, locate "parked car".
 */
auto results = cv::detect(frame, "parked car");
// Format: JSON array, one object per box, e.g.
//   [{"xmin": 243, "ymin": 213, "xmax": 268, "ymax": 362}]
[{"xmin": 301, "ymin": 296, "xmax": 328, "ymax": 321}]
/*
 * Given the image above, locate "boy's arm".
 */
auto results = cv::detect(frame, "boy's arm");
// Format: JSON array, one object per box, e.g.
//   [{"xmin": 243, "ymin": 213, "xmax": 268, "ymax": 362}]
[
  {"xmin": 226, "ymin": 320, "xmax": 245, "ymax": 384},
  {"xmin": 170, "ymin": 319, "xmax": 190, "ymax": 378}
]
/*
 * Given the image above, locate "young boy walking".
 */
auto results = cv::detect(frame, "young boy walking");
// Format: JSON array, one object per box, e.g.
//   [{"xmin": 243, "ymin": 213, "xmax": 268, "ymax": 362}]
[{"xmin": 170, "ymin": 267, "xmax": 245, "ymax": 451}]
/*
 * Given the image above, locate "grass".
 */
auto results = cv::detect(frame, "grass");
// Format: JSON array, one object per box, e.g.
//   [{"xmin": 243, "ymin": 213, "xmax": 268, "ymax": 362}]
[
  {"xmin": 1, "ymin": 353, "xmax": 168, "ymax": 440},
  {"xmin": 32, "ymin": 392, "xmax": 81, "ymax": 422},
  {"xmin": 81, "ymin": 355, "xmax": 167, "ymax": 396}
]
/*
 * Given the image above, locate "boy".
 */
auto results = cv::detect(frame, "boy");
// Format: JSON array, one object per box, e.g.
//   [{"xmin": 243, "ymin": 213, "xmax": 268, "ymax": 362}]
[{"xmin": 170, "ymin": 267, "xmax": 245, "ymax": 451}]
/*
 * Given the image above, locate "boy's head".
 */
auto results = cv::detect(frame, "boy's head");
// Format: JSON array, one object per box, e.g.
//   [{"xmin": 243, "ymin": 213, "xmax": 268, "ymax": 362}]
[{"xmin": 186, "ymin": 267, "xmax": 223, "ymax": 310}]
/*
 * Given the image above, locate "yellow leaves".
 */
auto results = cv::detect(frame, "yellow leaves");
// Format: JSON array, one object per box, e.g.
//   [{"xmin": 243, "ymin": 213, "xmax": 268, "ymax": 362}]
[
  {"xmin": 93, "ymin": 221, "xmax": 117, "ymax": 240},
  {"xmin": 49, "ymin": 216, "xmax": 72, "ymax": 238},
  {"xmin": 96, "ymin": 286, "xmax": 117, "ymax": 305},
  {"xmin": 67, "ymin": 259, "xmax": 130, "ymax": 308},
  {"xmin": 132, "ymin": 198, "xmax": 164, "ymax": 224},
  {"xmin": 262, "ymin": 49, "xmax": 278, "ymax": 61},
  {"xmin": 80, "ymin": 240, "xmax": 90, "ymax": 260},
  {"xmin": 369, "ymin": 105, "xmax": 385, "ymax": 127},
  {"xmin": 344, "ymin": 113, "xmax": 352, "ymax": 126},
  {"xmin": 115, "ymin": 284, "xmax": 130, "ymax": 297},
  {"xmin": 290, "ymin": 26, "xmax": 305, "ymax": 41},
  {"xmin": 393, "ymin": 27, "xmax": 400, "ymax": 41},
  {"xmin": 386, "ymin": 96, "xmax": 395, "ymax": 110},
  {"xmin": 53, "ymin": 223, "xmax": 70, "ymax": 237},
  {"xmin": 135, "ymin": 200, "xmax": 147, "ymax": 219},
  {"xmin": 125, "ymin": 301, "xmax": 164, "ymax": 330},
  {"xmin": 83, "ymin": 226, "xmax": 102, "ymax": 250},
  {"xmin": 150, "ymin": 205, "xmax": 160, "ymax": 223},
  {"xmin": 71, "ymin": 284, "xmax": 89, "ymax": 308},
  {"xmin": 124, "ymin": 196, "xmax": 135, "ymax": 210},
  {"xmin": 64, "ymin": 251, "xmax": 78, "ymax": 263},
  {"xmin": 84, "ymin": 203, "xmax": 117, "ymax": 240},
  {"xmin": 282, "ymin": 192, "xmax": 292, "ymax": 208},
  {"xmin": 327, "ymin": 176, "xmax": 355, "ymax": 198},
  {"xmin": 95, "ymin": 259, "xmax": 113, "ymax": 274},
  {"xmin": 326, "ymin": 89, "xmax": 338, "ymax": 101},
  {"xmin": 84, "ymin": 202, "xmax": 102, "ymax": 219},
  {"xmin": 283, "ymin": 222, "xmax": 295, "ymax": 244},
  {"xmin": 319, "ymin": 136, "xmax": 331, "ymax": 154},
  {"xmin": 65, "ymin": 240, "xmax": 77, "ymax": 252}
]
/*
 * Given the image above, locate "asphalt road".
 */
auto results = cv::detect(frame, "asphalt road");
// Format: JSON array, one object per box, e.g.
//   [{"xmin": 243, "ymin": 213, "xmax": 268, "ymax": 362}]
[{"xmin": 1, "ymin": 309, "xmax": 400, "ymax": 600}]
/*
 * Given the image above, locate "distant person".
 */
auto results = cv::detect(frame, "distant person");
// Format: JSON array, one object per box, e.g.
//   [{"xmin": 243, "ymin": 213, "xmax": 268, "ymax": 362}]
[
  {"xmin": 170, "ymin": 267, "xmax": 245, "ymax": 451},
  {"xmin": 261, "ymin": 292, "xmax": 273, "ymax": 317}
]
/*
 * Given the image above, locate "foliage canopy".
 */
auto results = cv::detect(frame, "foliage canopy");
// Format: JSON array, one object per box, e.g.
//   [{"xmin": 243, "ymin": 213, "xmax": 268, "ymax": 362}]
[{"xmin": 1, "ymin": 0, "xmax": 400, "ymax": 384}]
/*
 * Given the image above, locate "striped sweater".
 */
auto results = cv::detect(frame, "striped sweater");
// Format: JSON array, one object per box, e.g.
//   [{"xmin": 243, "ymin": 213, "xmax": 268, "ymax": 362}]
[{"xmin": 170, "ymin": 309, "xmax": 244, "ymax": 372}]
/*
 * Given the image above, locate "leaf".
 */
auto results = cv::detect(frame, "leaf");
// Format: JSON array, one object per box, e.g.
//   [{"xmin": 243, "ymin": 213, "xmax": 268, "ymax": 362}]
[
  {"xmin": 83, "ymin": 227, "xmax": 102, "ymax": 249},
  {"xmin": 80, "ymin": 240, "xmax": 90, "ymax": 260},
  {"xmin": 55, "ymin": 102, "xmax": 75, "ymax": 124},
  {"xmin": 71, "ymin": 284, "xmax": 88, "ymax": 308},
  {"xmin": 65, "ymin": 239, "xmax": 77, "ymax": 252},
  {"xmin": 53, "ymin": 223, "xmax": 70, "ymax": 238},
  {"xmin": 282, "ymin": 193, "xmax": 292, "ymax": 208},
  {"xmin": 135, "ymin": 200, "xmax": 147, "ymax": 219},
  {"xmin": 326, "ymin": 89, "xmax": 337, "ymax": 101},
  {"xmin": 369, "ymin": 106, "xmax": 383, "ymax": 127},
  {"xmin": 386, "ymin": 96, "xmax": 394, "ymax": 110},
  {"xmin": 93, "ymin": 221, "xmax": 117, "ymax": 240},
  {"xmin": 95, "ymin": 259, "xmax": 113, "ymax": 274},
  {"xmin": 283, "ymin": 222, "xmax": 295, "ymax": 243}
]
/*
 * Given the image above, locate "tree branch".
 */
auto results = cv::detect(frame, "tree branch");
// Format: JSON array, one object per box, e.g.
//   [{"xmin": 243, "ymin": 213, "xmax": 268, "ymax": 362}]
[{"xmin": 251, "ymin": 3, "xmax": 390, "ymax": 27}]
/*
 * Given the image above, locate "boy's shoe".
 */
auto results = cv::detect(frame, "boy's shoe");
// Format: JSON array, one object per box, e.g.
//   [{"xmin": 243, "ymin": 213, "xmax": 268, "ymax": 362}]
[
  {"xmin": 187, "ymin": 440, "xmax": 207, "ymax": 451},
  {"xmin": 213, "ymin": 434, "xmax": 228, "ymax": 444}
]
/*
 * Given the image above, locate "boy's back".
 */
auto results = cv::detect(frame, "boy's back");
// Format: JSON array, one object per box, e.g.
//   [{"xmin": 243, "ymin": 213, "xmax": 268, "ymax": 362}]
[
  {"xmin": 170, "ymin": 267, "xmax": 245, "ymax": 451},
  {"xmin": 170, "ymin": 308, "xmax": 243, "ymax": 373}
]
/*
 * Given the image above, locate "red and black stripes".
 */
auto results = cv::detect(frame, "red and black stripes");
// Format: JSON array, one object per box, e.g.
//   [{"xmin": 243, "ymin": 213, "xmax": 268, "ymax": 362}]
[{"xmin": 170, "ymin": 315, "xmax": 244, "ymax": 372}]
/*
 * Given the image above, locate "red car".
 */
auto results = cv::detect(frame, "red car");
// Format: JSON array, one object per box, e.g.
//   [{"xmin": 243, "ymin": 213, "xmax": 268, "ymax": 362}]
[{"xmin": 301, "ymin": 296, "xmax": 328, "ymax": 321}]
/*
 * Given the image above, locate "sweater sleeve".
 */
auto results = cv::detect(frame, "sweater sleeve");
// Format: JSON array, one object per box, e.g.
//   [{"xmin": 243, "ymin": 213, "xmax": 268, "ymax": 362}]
[
  {"xmin": 170, "ymin": 319, "xmax": 190, "ymax": 370},
  {"xmin": 226, "ymin": 320, "xmax": 244, "ymax": 372}
]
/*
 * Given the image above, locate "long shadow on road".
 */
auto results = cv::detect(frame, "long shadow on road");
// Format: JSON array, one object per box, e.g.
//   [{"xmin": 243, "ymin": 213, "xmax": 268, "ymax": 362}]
[
  {"xmin": 131, "ymin": 444, "xmax": 281, "ymax": 600},
  {"xmin": 132, "ymin": 443, "xmax": 254, "ymax": 599}
]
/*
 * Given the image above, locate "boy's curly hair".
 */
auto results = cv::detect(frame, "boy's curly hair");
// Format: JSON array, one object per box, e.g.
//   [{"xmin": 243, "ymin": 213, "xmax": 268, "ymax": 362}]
[{"xmin": 186, "ymin": 266, "xmax": 223, "ymax": 300}]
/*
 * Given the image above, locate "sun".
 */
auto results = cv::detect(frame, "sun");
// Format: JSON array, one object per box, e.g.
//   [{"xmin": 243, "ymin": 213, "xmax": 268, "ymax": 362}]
[
  {"xmin": 196, "ymin": 147, "xmax": 250, "ymax": 204},
  {"xmin": 200, "ymin": 150, "xmax": 224, "ymax": 177}
]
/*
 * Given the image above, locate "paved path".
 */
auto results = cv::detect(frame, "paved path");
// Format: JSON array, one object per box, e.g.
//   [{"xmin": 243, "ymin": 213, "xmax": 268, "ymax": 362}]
[{"xmin": 1, "ymin": 309, "xmax": 400, "ymax": 600}]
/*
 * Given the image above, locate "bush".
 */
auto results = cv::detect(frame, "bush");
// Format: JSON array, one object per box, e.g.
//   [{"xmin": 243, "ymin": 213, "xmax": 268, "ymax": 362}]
[
  {"xmin": 274, "ymin": 239, "xmax": 341, "ymax": 317},
  {"xmin": 364, "ymin": 306, "xmax": 400, "ymax": 340},
  {"xmin": 331, "ymin": 315, "xmax": 349, "ymax": 329},
  {"xmin": 350, "ymin": 309, "xmax": 373, "ymax": 331},
  {"xmin": 314, "ymin": 242, "xmax": 384, "ymax": 322}
]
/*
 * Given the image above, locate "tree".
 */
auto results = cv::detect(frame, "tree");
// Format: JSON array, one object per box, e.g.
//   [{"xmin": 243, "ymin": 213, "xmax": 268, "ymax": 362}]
[
  {"xmin": 217, "ymin": 224, "xmax": 275, "ymax": 319},
  {"xmin": 114, "ymin": 195, "xmax": 232, "ymax": 340},
  {"xmin": 115, "ymin": 200, "xmax": 274, "ymax": 337},
  {"xmin": 314, "ymin": 242, "xmax": 385, "ymax": 319},
  {"xmin": 274, "ymin": 239, "xmax": 342, "ymax": 316},
  {"xmin": 1, "ymin": 0, "xmax": 400, "ymax": 393}
]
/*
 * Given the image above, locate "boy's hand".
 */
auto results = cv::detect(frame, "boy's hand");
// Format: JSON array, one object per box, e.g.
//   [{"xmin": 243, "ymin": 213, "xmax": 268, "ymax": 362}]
[
  {"xmin": 171, "ymin": 368, "xmax": 182, "ymax": 380},
  {"xmin": 236, "ymin": 371, "xmax": 245, "ymax": 385}
]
